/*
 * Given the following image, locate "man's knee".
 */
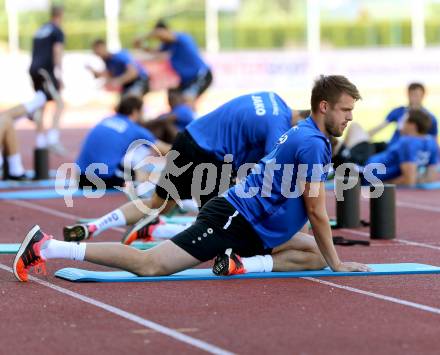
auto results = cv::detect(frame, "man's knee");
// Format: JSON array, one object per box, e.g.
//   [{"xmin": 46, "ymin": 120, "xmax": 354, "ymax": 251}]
[
  {"xmin": 306, "ymin": 248, "xmax": 326, "ymax": 270},
  {"xmin": 134, "ymin": 253, "xmax": 169, "ymax": 276}
]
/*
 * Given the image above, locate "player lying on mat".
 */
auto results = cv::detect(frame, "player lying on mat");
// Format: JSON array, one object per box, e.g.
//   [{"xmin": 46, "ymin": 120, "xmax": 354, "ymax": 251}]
[
  {"xmin": 143, "ymin": 89, "xmax": 195, "ymax": 144},
  {"xmin": 333, "ymin": 109, "xmax": 438, "ymax": 186},
  {"xmin": 368, "ymin": 82, "xmax": 437, "ymax": 151},
  {"xmin": 13, "ymin": 75, "xmax": 372, "ymax": 282},
  {"xmin": 63, "ymin": 91, "xmax": 310, "ymax": 243},
  {"xmin": 87, "ymin": 39, "xmax": 150, "ymax": 99},
  {"xmin": 0, "ymin": 91, "xmax": 50, "ymax": 180},
  {"xmin": 75, "ymin": 95, "xmax": 170, "ymax": 189}
]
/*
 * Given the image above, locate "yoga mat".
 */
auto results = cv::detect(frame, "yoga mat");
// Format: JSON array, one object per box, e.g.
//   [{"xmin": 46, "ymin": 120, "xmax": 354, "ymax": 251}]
[
  {"xmin": 0, "ymin": 189, "xmax": 122, "ymax": 200},
  {"xmin": 55, "ymin": 263, "xmax": 440, "ymax": 283},
  {"xmin": 76, "ymin": 215, "xmax": 196, "ymax": 225}
]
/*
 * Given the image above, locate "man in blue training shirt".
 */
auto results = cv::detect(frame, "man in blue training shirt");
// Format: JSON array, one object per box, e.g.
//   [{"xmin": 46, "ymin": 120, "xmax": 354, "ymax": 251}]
[
  {"xmin": 29, "ymin": 5, "xmax": 65, "ymax": 155},
  {"xmin": 143, "ymin": 89, "xmax": 195, "ymax": 144},
  {"xmin": 76, "ymin": 96, "xmax": 170, "ymax": 190},
  {"xmin": 14, "ymin": 75, "xmax": 371, "ymax": 283},
  {"xmin": 135, "ymin": 20, "xmax": 212, "ymax": 101},
  {"xmin": 368, "ymin": 82, "xmax": 438, "ymax": 150},
  {"xmin": 63, "ymin": 91, "xmax": 309, "ymax": 243},
  {"xmin": 87, "ymin": 39, "xmax": 150, "ymax": 98},
  {"xmin": 333, "ymin": 109, "xmax": 438, "ymax": 186}
]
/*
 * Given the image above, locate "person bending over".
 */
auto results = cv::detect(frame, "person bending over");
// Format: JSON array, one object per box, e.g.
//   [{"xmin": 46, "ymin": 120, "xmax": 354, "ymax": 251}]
[
  {"xmin": 75, "ymin": 95, "xmax": 170, "ymax": 190},
  {"xmin": 87, "ymin": 39, "xmax": 150, "ymax": 99}
]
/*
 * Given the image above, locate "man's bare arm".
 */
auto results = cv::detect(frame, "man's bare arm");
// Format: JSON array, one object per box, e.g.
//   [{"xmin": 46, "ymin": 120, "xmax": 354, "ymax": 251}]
[
  {"xmin": 303, "ymin": 181, "xmax": 371, "ymax": 272},
  {"xmin": 368, "ymin": 121, "xmax": 390, "ymax": 138},
  {"xmin": 387, "ymin": 163, "xmax": 417, "ymax": 186}
]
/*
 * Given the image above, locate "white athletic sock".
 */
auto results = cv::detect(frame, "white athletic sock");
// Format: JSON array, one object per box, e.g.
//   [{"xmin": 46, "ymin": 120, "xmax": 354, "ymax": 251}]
[
  {"xmin": 92, "ymin": 209, "xmax": 127, "ymax": 236},
  {"xmin": 47, "ymin": 129, "xmax": 60, "ymax": 145},
  {"xmin": 0, "ymin": 152, "xmax": 3, "ymax": 169},
  {"xmin": 36, "ymin": 133, "xmax": 47, "ymax": 148},
  {"xmin": 151, "ymin": 223, "xmax": 190, "ymax": 239},
  {"xmin": 7, "ymin": 153, "xmax": 24, "ymax": 176},
  {"xmin": 241, "ymin": 255, "xmax": 273, "ymax": 273},
  {"xmin": 180, "ymin": 199, "xmax": 199, "ymax": 213},
  {"xmin": 40, "ymin": 239, "xmax": 86, "ymax": 261},
  {"xmin": 24, "ymin": 91, "xmax": 46, "ymax": 114}
]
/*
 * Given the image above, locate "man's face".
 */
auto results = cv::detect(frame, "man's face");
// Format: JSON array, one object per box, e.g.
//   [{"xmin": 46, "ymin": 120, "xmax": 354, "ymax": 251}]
[
  {"xmin": 93, "ymin": 45, "xmax": 108, "ymax": 60},
  {"xmin": 408, "ymin": 88, "xmax": 424, "ymax": 108},
  {"xmin": 323, "ymin": 93, "xmax": 355, "ymax": 137}
]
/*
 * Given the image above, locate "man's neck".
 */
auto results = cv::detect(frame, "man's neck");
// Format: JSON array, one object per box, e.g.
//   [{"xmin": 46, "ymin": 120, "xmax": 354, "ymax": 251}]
[{"xmin": 310, "ymin": 114, "xmax": 329, "ymax": 137}]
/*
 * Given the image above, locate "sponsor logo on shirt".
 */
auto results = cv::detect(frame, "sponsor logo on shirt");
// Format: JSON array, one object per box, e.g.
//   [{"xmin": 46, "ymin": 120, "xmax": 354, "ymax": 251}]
[
  {"xmin": 278, "ymin": 133, "xmax": 288, "ymax": 144},
  {"xmin": 251, "ymin": 95, "xmax": 266, "ymax": 116}
]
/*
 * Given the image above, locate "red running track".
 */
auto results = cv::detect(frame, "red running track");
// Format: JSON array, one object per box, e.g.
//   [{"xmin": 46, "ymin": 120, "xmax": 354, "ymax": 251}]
[{"xmin": 0, "ymin": 128, "xmax": 439, "ymax": 354}]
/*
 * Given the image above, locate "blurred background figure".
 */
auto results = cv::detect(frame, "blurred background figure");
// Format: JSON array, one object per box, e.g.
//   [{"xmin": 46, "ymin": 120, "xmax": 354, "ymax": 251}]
[
  {"xmin": 29, "ymin": 4, "xmax": 65, "ymax": 156},
  {"xmin": 368, "ymin": 82, "xmax": 438, "ymax": 151},
  {"xmin": 0, "ymin": 91, "xmax": 48, "ymax": 180},
  {"xmin": 134, "ymin": 19, "xmax": 213, "ymax": 105},
  {"xmin": 87, "ymin": 39, "xmax": 150, "ymax": 99},
  {"xmin": 75, "ymin": 95, "xmax": 170, "ymax": 189},
  {"xmin": 142, "ymin": 88, "xmax": 195, "ymax": 144}
]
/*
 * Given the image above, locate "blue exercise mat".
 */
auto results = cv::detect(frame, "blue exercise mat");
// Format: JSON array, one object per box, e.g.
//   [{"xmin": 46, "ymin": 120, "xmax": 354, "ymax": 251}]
[
  {"xmin": 77, "ymin": 215, "xmax": 196, "ymax": 225},
  {"xmin": 0, "ymin": 188, "xmax": 122, "ymax": 200},
  {"xmin": 415, "ymin": 181, "xmax": 440, "ymax": 190},
  {"xmin": 0, "ymin": 243, "xmax": 21, "ymax": 254},
  {"xmin": 54, "ymin": 263, "xmax": 440, "ymax": 283},
  {"xmin": 0, "ymin": 179, "xmax": 59, "ymax": 189}
]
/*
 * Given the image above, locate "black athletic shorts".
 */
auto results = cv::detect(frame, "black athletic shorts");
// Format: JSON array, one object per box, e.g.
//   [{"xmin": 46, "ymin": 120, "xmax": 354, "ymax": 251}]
[
  {"xmin": 29, "ymin": 69, "xmax": 59, "ymax": 101},
  {"xmin": 78, "ymin": 174, "xmax": 125, "ymax": 189},
  {"xmin": 171, "ymin": 196, "xmax": 271, "ymax": 262},
  {"xmin": 333, "ymin": 141, "xmax": 387, "ymax": 168},
  {"xmin": 78, "ymin": 164, "xmax": 135, "ymax": 189},
  {"xmin": 155, "ymin": 130, "xmax": 236, "ymax": 207},
  {"xmin": 122, "ymin": 76, "xmax": 150, "ymax": 98},
  {"xmin": 179, "ymin": 69, "xmax": 213, "ymax": 98}
]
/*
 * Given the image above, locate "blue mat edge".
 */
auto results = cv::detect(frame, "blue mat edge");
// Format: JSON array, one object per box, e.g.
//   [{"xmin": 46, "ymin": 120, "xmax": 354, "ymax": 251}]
[{"xmin": 55, "ymin": 263, "xmax": 440, "ymax": 283}]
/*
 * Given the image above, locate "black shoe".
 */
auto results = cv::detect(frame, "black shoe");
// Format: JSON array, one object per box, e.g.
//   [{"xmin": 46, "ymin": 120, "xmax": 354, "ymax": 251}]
[
  {"xmin": 5, "ymin": 174, "xmax": 28, "ymax": 181},
  {"xmin": 212, "ymin": 249, "xmax": 245, "ymax": 276},
  {"xmin": 63, "ymin": 224, "xmax": 97, "ymax": 242},
  {"xmin": 13, "ymin": 225, "xmax": 52, "ymax": 282},
  {"xmin": 121, "ymin": 215, "xmax": 160, "ymax": 245}
]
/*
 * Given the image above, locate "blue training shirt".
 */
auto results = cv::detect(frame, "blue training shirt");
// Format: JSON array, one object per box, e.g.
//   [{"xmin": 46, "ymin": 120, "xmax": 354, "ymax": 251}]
[
  {"xmin": 225, "ymin": 117, "xmax": 332, "ymax": 248},
  {"xmin": 160, "ymin": 33, "xmax": 209, "ymax": 85},
  {"xmin": 104, "ymin": 50, "xmax": 148, "ymax": 81},
  {"xmin": 186, "ymin": 92, "xmax": 293, "ymax": 170},
  {"xmin": 30, "ymin": 22, "xmax": 64, "ymax": 72},
  {"xmin": 386, "ymin": 106, "xmax": 438, "ymax": 145},
  {"xmin": 365, "ymin": 135, "xmax": 438, "ymax": 181},
  {"xmin": 76, "ymin": 114, "xmax": 156, "ymax": 177}
]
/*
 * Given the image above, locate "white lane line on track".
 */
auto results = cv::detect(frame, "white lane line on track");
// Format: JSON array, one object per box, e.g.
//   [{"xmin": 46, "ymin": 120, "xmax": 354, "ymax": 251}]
[
  {"xmin": 12, "ymin": 200, "xmax": 440, "ymax": 251},
  {"xmin": 359, "ymin": 196, "xmax": 440, "ymax": 213},
  {"xmin": 339, "ymin": 228, "xmax": 440, "ymax": 251},
  {"xmin": 5, "ymin": 199, "xmax": 125, "ymax": 233},
  {"xmin": 396, "ymin": 201, "xmax": 440, "ymax": 213},
  {"xmin": 5, "ymin": 201, "xmax": 440, "ymax": 317},
  {"xmin": 304, "ymin": 277, "xmax": 440, "ymax": 315},
  {"xmin": 2, "ymin": 201, "xmax": 235, "ymax": 354},
  {"xmin": 0, "ymin": 265, "xmax": 233, "ymax": 355}
]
